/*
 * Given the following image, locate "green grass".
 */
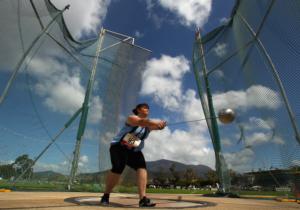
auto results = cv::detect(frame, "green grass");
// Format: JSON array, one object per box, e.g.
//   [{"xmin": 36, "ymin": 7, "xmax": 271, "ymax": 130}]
[
  {"xmin": 146, "ymin": 188, "xmax": 213, "ymax": 194},
  {"xmin": 0, "ymin": 180, "xmax": 294, "ymax": 198},
  {"xmin": 238, "ymin": 190, "xmax": 294, "ymax": 198},
  {"xmin": 0, "ymin": 180, "xmax": 66, "ymax": 191},
  {"xmin": 114, "ymin": 186, "xmax": 212, "ymax": 194}
]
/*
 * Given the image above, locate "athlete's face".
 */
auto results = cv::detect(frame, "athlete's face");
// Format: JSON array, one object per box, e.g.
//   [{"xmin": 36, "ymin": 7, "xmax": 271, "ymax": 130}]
[{"xmin": 137, "ymin": 106, "xmax": 149, "ymax": 117}]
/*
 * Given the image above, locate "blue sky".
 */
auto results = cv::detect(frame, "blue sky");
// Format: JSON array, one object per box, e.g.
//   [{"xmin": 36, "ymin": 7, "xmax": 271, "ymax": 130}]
[
  {"xmin": 55, "ymin": 0, "xmax": 236, "ymax": 171},
  {"xmin": 2, "ymin": 0, "xmax": 297, "ymax": 176},
  {"xmin": 0, "ymin": 0, "xmax": 249, "ymax": 174}
]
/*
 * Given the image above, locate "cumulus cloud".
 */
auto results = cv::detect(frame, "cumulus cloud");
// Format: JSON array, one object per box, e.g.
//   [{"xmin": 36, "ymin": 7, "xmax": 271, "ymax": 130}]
[
  {"xmin": 143, "ymin": 126, "xmax": 215, "ymax": 168},
  {"xmin": 34, "ymin": 155, "xmax": 91, "ymax": 174},
  {"xmin": 140, "ymin": 54, "xmax": 285, "ymax": 168},
  {"xmin": 292, "ymin": 159, "xmax": 300, "ymax": 166},
  {"xmin": 239, "ymin": 117, "xmax": 284, "ymax": 147},
  {"xmin": 51, "ymin": 0, "xmax": 111, "ymax": 38},
  {"xmin": 244, "ymin": 132, "xmax": 273, "ymax": 146},
  {"xmin": 213, "ymin": 43, "xmax": 227, "ymax": 57},
  {"xmin": 84, "ymin": 128, "xmax": 100, "ymax": 141},
  {"xmin": 244, "ymin": 117, "xmax": 275, "ymax": 131},
  {"xmin": 223, "ymin": 148, "xmax": 254, "ymax": 171},
  {"xmin": 29, "ymin": 57, "xmax": 103, "ymax": 123},
  {"xmin": 213, "ymin": 85, "xmax": 282, "ymax": 112},
  {"xmin": 182, "ymin": 89, "xmax": 206, "ymax": 131},
  {"xmin": 141, "ymin": 54, "xmax": 214, "ymax": 167},
  {"xmin": 141, "ymin": 54, "xmax": 190, "ymax": 111},
  {"xmin": 145, "ymin": 0, "xmax": 212, "ymax": 28},
  {"xmin": 211, "ymin": 69, "xmax": 224, "ymax": 79},
  {"xmin": 0, "ymin": 160, "xmax": 14, "ymax": 165},
  {"xmin": 157, "ymin": 0, "xmax": 212, "ymax": 27},
  {"xmin": 78, "ymin": 155, "xmax": 89, "ymax": 167},
  {"xmin": 34, "ymin": 160, "xmax": 69, "ymax": 174},
  {"xmin": 37, "ymin": 76, "xmax": 85, "ymax": 114},
  {"xmin": 134, "ymin": 30, "xmax": 144, "ymax": 39},
  {"xmin": 221, "ymin": 138, "xmax": 233, "ymax": 147},
  {"xmin": 88, "ymin": 96, "xmax": 103, "ymax": 124}
]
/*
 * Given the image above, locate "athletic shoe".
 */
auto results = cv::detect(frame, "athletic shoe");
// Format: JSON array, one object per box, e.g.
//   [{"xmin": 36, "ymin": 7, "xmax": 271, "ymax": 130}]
[
  {"xmin": 100, "ymin": 194, "xmax": 109, "ymax": 206},
  {"xmin": 139, "ymin": 196, "xmax": 156, "ymax": 207}
]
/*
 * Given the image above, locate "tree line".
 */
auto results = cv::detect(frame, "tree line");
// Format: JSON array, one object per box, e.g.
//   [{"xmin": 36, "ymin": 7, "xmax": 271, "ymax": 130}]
[{"xmin": 0, "ymin": 154, "xmax": 33, "ymax": 180}]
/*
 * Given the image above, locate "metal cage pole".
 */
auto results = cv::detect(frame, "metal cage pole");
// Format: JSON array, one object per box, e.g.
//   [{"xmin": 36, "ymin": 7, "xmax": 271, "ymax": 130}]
[
  {"xmin": 68, "ymin": 28, "xmax": 105, "ymax": 189},
  {"xmin": 194, "ymin": 30, "xmax": 230, "ymax": 193}
]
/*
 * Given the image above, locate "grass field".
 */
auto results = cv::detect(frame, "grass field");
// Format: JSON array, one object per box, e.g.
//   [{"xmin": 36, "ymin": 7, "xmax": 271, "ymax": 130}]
[{"xmin": 0, "ymin": 180, "xmax": 294, "ymax": 198}]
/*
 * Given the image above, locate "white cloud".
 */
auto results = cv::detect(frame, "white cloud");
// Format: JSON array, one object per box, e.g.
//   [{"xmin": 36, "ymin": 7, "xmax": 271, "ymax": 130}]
[
  {"xmin": 141, "ymin": 54, "xmax": 189, "ymax": 111},
  {"xmin": 211, "ymin": 69, "xmax": 224, "ymax": 79},
  {"xmin": 245, "ymin": 132, "xmax": 272, "ymax": 146},
  {"xmin": 78, "ymin": 155, "xmax": 89, "ymax": 167},
  {"xmin": 144, "ymin": 126, "xmax": 215, "ymax": 168},
  {"xmin": 88, "ymin": 96, "xmax": 103, "ymax": 124},
  {"xmin": 0, "ymin": 160, "xmax": 14, "ymax": 165},
  {"xmin": 141, "ymin": 54, "xmax": 214, "ymax": 167},
  {"xmin": 140, "ymin": 55, "xmax": 283, "ymax": 168},
  {"xmin": 182, "ymin": 89, "xmax": 206, "ymax": 130},
  {"xmin": 38, "ymin": 76, "xmax": 85, "ymax": 114},
  {"xmin": 34, "ymin": 161, "xmax": 69, "ymax": 174},
  {"xmin": 221, "ymin": 138, "xmax": 233, "ymax": 147},
  {"xmin": 157, "ymin": 0, "xmax": 212, "ymax": 27},
  {"xmin": 51, "ymin": 0, "xmax": 111, "ymax": 38},
  {"xmin": 134, "ymin": 30, "xmax": 144, "ymax": 39},
  {"xmin": 223, "ymin": 148, "xmax": 254, "ymax": 171},
  {"xmin": 145, "ymin": 0, "xmax": 155, "ymax": 12},
  {"xmin": 239, "ymin": 117, "xmax": 284, "ymax": 147},
  {"xmin": 213, "ymin": 43, "xmax": 227, "ymax": 57},
  {"xmin": 29, "ymin": 57, "xmax": 103, "ymax": 122},
  {"xmin": 213, "ymin": 85, "xmax": 282, "ymax": 112},
  {"xmin": 34, "ymin": 155, "xmax": 91, "ymax": 174},
  {"xmin": 84, "ymin": 129, "xmax": 99, "ymax": 141},
  {"xmin": 273, "ymin": 136, "xmax": 284, "ymax": 145},
  {"xmin": 291, "ymin": 159, "xmax": 300, "ymax": 166},
  {"xmin": 244, "ymin": 117, "xmax": 275, "ymax": 131}
]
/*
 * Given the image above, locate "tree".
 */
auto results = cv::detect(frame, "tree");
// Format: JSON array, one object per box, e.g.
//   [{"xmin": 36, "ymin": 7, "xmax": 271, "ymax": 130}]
[
  {"xmin": 0, "ymin": 164, "xmax": 15, "ymax": 179},
  {"xmin": 184, "ymin": 168, "xmax": 197, "ymax": 186},
  {"xmin": 169, "ymin": 163, "xmax": 180, "ymax": 186},
  {"xmin": 13, "ymin": 154, "xmax": 34, "ymax": 180},
  {"xmin": 153, "ymin": 167, "xmax": 167, "ymax": 186},
  {"xmin": 205, "ymin": 170, "xmax": 219, "ymax": 185}
]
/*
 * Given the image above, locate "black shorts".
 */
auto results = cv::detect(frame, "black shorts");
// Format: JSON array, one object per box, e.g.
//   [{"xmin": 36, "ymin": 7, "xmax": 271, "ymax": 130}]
[{"xmin": 110, "ymin": 143, "xmax": 146, "ymax": 174}]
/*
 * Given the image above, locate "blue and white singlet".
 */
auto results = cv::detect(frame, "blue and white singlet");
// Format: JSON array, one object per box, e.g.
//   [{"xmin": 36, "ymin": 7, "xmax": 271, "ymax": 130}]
[{"xmin": 111, "ymin": 123, "xmax": 150, "ymax": 151}]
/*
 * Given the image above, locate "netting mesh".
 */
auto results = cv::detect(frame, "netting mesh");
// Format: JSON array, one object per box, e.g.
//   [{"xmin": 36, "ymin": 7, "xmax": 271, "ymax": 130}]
[
  {"xmin": 0, "ymin": 0, "xmax": 150, "ymax": 190},
  {"xmin": 193, "ymin": 0, "xmax": 300, "ymax": 196}
]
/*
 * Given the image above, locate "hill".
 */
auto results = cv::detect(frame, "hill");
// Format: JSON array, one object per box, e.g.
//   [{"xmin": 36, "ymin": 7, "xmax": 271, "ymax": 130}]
[
  {"xmin": 32, "ymin": 159, "xmax": 213, "ymax": 184},
  {"xmin": 147, "ymin": 159, "xmax": 212, "ymax": 178},
  {"xmin": 33, "ymin": 171, "xmax": 67, "ymax": 181}
]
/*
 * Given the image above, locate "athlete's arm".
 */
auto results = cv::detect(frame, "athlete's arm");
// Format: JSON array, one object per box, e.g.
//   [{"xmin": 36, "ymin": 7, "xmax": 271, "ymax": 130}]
[{"xmin": 127, "ymin": 115, "xmax": 166, "ymax": 130}]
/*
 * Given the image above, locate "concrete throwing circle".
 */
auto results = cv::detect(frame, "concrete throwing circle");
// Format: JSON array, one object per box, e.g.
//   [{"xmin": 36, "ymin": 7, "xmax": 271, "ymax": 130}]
[{"xmin": 66, "ymin": 195, "xmax": 214, "ymax": 209}]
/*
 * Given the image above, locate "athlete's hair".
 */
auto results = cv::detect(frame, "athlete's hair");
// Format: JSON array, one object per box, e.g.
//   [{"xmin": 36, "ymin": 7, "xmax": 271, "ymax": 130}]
[{"xmin": 132, "ymin": 103, "xmax": 149, "ymax": 115}]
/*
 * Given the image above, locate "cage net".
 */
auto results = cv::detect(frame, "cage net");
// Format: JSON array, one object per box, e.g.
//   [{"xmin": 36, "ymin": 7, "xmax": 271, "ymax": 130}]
[
  {"xmin": 193, "ymin": 0, "xmax": 300, "ymax": 196},
  {"xmin": 0, "ymin": 0, "xmax": 150, "ymax": 191}
]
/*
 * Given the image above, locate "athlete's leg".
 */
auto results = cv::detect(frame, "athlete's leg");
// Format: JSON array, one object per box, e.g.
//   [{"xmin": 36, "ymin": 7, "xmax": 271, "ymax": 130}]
[
  {"xmin": 136, "ymin": 168, "xmax": 147, "ymax": 199},
  {"xmin": 101, "ymin": 144, "xmax": 126, "ymax": 205}
]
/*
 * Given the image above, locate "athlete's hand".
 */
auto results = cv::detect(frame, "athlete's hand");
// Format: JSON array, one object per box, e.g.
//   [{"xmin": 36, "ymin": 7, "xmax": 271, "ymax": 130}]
[{"xmin": 157, "ymin": 120, "xmax": 167, "ymax": 130}]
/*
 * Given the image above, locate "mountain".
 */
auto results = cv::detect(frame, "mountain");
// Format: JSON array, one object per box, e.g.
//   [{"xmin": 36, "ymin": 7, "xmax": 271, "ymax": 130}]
[
  {"xmin": 31, "ymin": 159, "xmax": 213, "ymax": 184},
  {"xmin": 147, "ymin": 159, "xmax": 213, "ymax": 178},
  {"xmin": 33, "ymin": 170, "xmax": 67, "ymax": 181},
  {"xmin": 118, "ymin": 159, "xmax": 213, "ymax": 185}
]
